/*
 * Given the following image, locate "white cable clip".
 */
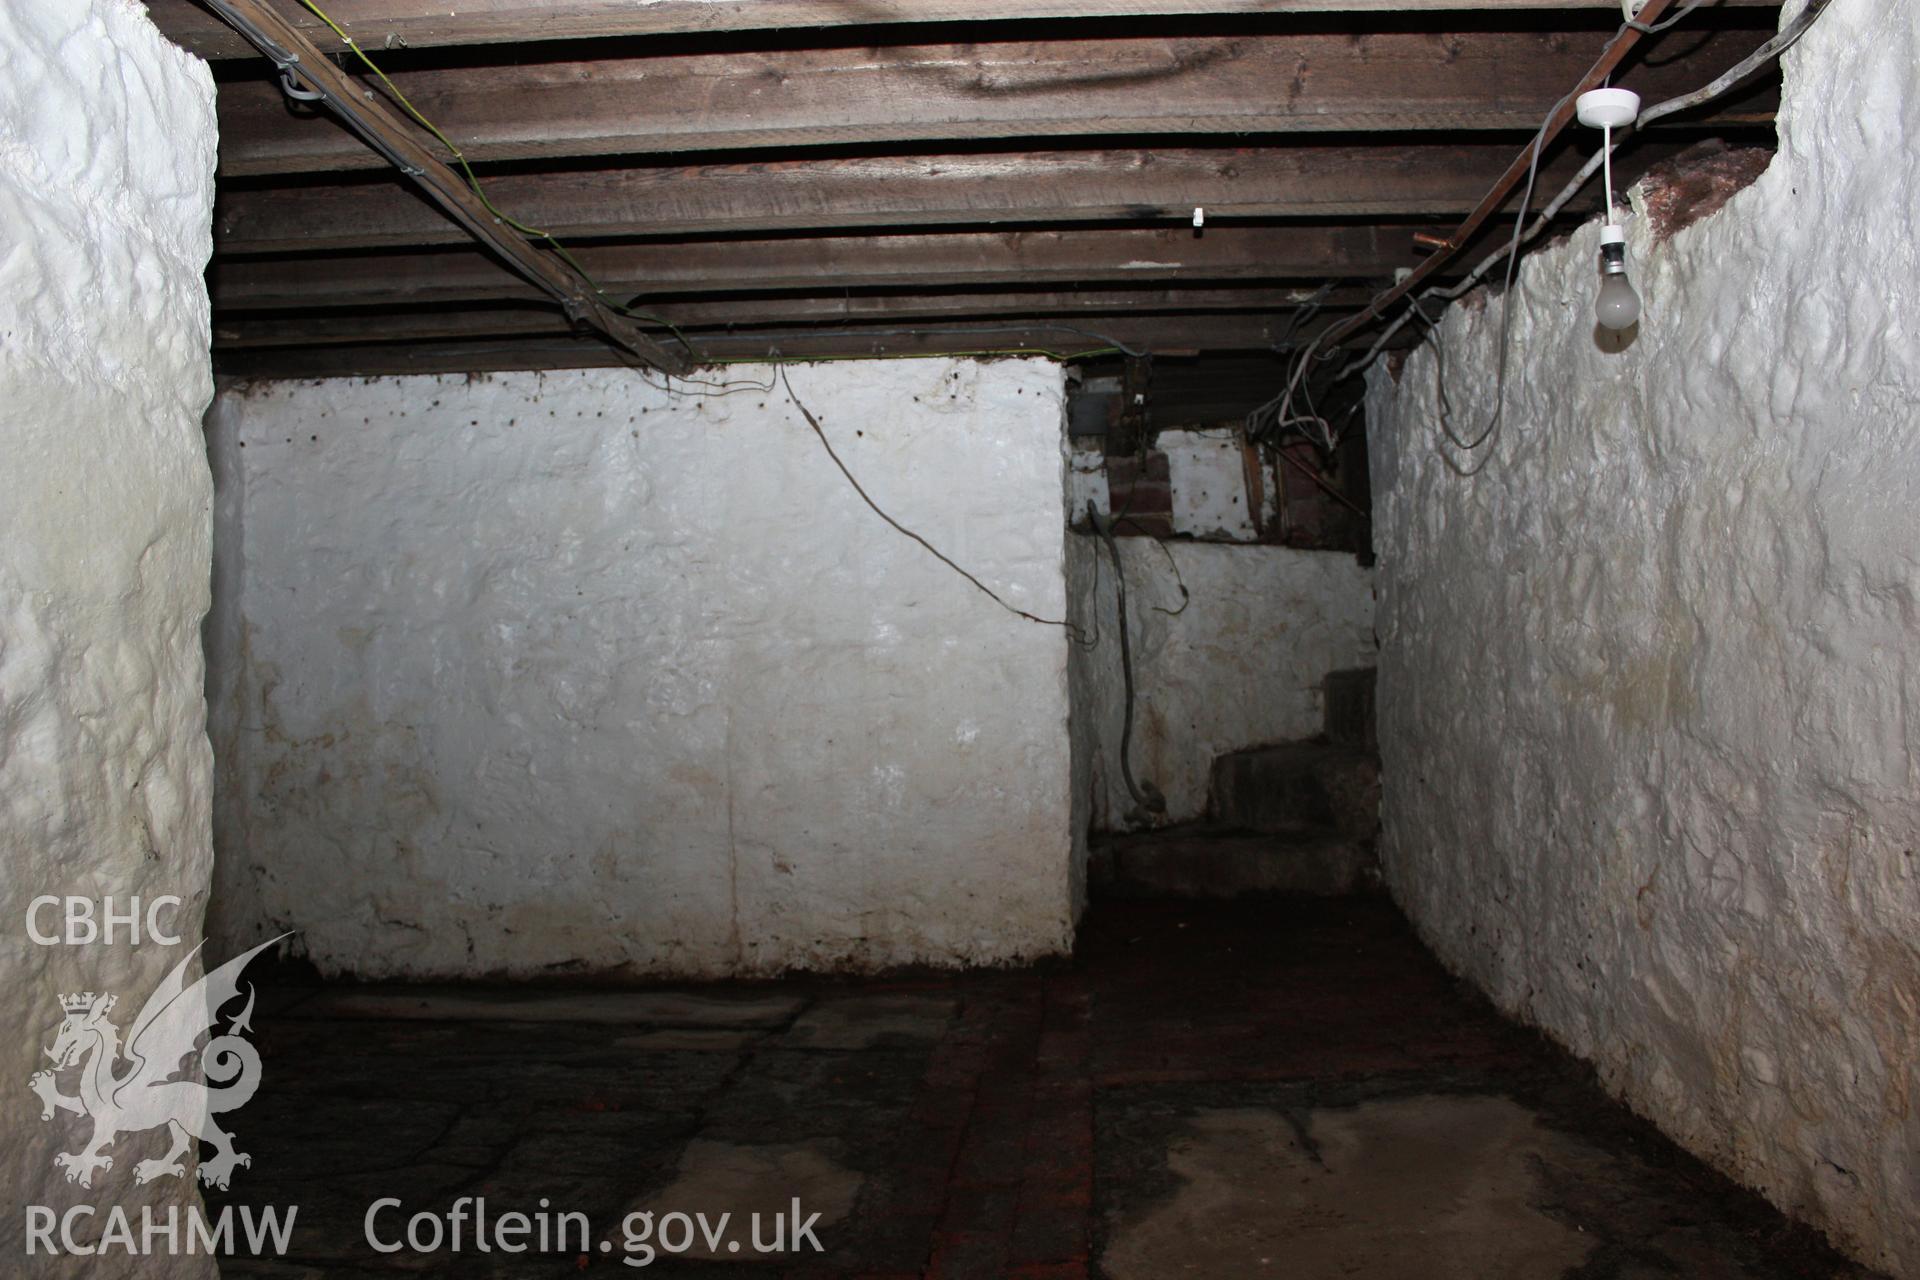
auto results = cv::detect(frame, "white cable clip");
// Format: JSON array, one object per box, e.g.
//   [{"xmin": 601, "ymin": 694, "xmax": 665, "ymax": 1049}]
[{"xmin": 1192, "ymin": 207, "xmax": 1205, "ymax": 229}]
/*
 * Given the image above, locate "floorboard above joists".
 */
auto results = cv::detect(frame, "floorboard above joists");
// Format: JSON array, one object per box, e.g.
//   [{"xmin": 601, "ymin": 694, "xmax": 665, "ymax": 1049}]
[
  {"xmin": 211, "ymin": 24, "xmax": 1777, "ymax": 176},
  {"xmin": 210, "ymin": 223, "xmax": 1494, "ymax": 310},
  {"xmin": 214, "ymin": 312, "xmax": 1409, "ymax": 380},
  {"xmin": 214, "ymin": 286, "xmax": 1379, "ymax": 348},
  {"xmin": 214, "ymin": 139, "xmax": 1727, "ymax": 254},
  {"xmin": 180, "ymin": 0, "xmax": 1784, "ymax": 376},
  {"xmin": 148, "ymin": 0, "xmax": 1779, "ymax": 62}
]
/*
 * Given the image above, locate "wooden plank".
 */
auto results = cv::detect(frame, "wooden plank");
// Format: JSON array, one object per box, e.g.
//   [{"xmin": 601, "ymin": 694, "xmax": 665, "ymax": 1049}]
[
  {"xmin": 213, "ymin": 285, "xmax": 1378, "ymax": 347},
  {"xmin": 149, "ymin": 0, "xmax": 1778, "ymax": 62},
  {"xmin": 214, "ymin": 140, "xmax": 1714, "ymax": 254},
  {"xmin": 196, "ymin": 0, "xmax": 686, "ymax": 373},
  {"xmin": 214, "ymin": 313, "xmax": 1392, "ymax": 380},
  {"xmin": 212, "ymin": 24, "xmax": 1778, "ymax": 176},
  {"xmin": 216, "ymin": 306, "xmax": 579, "ymax": 345},
  {"xmin": 210, "ymin": 224, "xmax": 1454, "ymax": 310}
]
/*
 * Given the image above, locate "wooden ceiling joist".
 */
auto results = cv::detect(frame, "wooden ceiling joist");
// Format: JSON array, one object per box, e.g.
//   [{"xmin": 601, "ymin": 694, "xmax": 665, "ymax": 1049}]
[
  {"xmin": 148, "ymin": 0, "xmax": 1776, "ymax": 62},
  {"xmin": 214, "ymin": 285, "xmax": 1379, "ymax": 347},
  {"xmin": 212, "ymin": 25, "xmax": 1774, "ymax": 176},
  {"xmin": 214, "ymin": 140, "xmax": 1718, "ymax": 254},
  {"xmin": 210, "ymin": 223, "xmax": 1484, "ymax": 310},
  {"xmin": 215, "ymin": 313, "xmax": 1394, "ymax": 381},
  {"xmin": 179, "ymin": 0, "xmax": 1787, "ymax": 373},
  {"xmin": 196, "ymin": 0, "xmax": 690, "ymax": 373}
]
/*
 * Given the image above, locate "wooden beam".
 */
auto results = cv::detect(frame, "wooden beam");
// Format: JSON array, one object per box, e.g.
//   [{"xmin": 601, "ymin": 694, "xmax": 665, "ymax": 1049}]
[
  {"xmin": 212, "ymin": 24, "xmax": 1778, "ymax": 176},
  {"xmin": 193, "ymin": 0, "xmax": 687, "ymax": 373},
  {"xmin": 1318, "ymin": 0, "xmax": 1677, "ymax": 344},
  {"xmin": 215, "ymin": 313, "xmax": 1398, "ymax": 380},
  {"xmin": 149, "ymin": 0, "xmax": 1779, "ymax": 62},
  {"xmin": 213, "ymin": 286, "xmax": 1378, "ymax": 346},
  {"xmin": 211, "ymin": 224, "xmax": 1465, "ymax": 310},
  {"xmin": 214, "ymin": 140, "xmax": 1719, "ymax": 254}
]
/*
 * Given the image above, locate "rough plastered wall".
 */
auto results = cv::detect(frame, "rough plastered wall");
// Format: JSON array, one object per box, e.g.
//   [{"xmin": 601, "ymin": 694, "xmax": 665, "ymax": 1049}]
[
  {"xmin": 0, "ymin": 0, "xmax": 217, "ymax": 1271},
  {"xmin": 1066, "ymin": 538, "xmax": 1374, "ymax": 830},
  {"xmin": 1367, "ymin": 0, "xmax": 1919, "ymax": 1270},
  {"xmin": 206, "ymin": 359, "xmax": 1077, "ymax": 979}
]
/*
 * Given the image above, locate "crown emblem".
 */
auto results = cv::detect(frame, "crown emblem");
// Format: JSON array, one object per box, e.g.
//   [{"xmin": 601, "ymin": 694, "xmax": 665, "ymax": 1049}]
[{"xmin": 59, "ymin": 992, "xmax": 98, "ymax": 1014}]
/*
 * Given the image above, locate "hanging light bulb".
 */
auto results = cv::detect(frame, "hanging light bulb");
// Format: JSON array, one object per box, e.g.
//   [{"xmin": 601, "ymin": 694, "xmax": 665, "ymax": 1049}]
[
  {"xmin": 1576, "ymin": 87, "xmax": 1643, "ymax": 334},
  {"xmin": 1596, "ymin": 224, "xmax": 1641, "ymax": 330}
]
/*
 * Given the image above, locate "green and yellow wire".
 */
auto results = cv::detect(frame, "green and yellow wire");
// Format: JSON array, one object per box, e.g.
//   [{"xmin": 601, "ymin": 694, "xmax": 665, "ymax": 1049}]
[
  {"xmin": 293, "ymin": 0, "xmax": 1120, "ymax": 373},
  {"xmin": 294, "ymin": 0, "xmax": 692, "ymax": 350}
]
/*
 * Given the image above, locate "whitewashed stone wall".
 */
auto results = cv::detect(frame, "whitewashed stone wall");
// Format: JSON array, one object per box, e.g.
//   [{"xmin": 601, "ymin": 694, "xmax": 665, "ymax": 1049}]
[
  {"xmin": 206, "ymin": 359, "xmax": 1078, "ymax": 979},
  {"xmin": 1066, "ymin": 538, "xmax": 1375, "ymax": 830},
  {"xmin": 0, "ymin": 0, "xmax": 217, "ymax": 1271},
  {"xmin": 1367, "ymin": 0, "xmax": 1919, "ymax": 1271}
]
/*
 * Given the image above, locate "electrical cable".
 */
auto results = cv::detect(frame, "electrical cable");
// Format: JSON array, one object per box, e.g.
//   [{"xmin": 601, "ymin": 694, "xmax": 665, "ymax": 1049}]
[
  {"xmin": 1097, "ymin": 450, "xmax": 1191, "ymax": 617},
  {"xmin": 605, "ymin": 333, "xmax": 1128, "ymax": 403},
  {"xmin": 1072, "ymin": 376, "xmax": 1191, "ymax": 619},
  {"xmin": 1424, "ymin": 109, "xmax": 1548, "ymax": 472},
  {"xmin": 277, "ymin": 65, "xmax": 323, "ymax": 100},
  {"xmin": 202, "ymin": 0, "xmax": 684, "ymax": 370},
  {"xmin": 1145, "ymin": 536, "xmax": 1190, "ymax": 617},
  {"xmin": 1089, "ymin": 501, "xmax": 1167, "ymax": 824},
  {"xmin": 1335, "ymin": 0, "xmax": 1831, "ymax": 384},
  {"xmin": 779, "ymin": 368, "xmax": 1088, "ymax": 643},
  {"xmin": 1602, "ymin": 118, "xmax": 1618, "ymax": 223},
  {"xmin": 649, "ymin": 322, "xmax": 1149, "ymax": 362},
  {"xmin": 278, "ymin": 1, "xmax": 1166, "ymax": 372},
  {"xmin": 725, "ymin": 344, "xmax": 1123, "ymax": 364},
  {"xmin": 261, "ymin": 0, "xmax": 1811, "ymax": 403},
  {"xmin": 1084, "ymin": 390, "xmax": 1192, "ymax": 618},
  {"xmin": 1625, "ymin": 0, "xmax": 1707, "ymax": 34},
  {"xmin": 1244, "ymin": 0, "xmax": 1710, "ymax": 458},
  {"xmin": 1249, "ymin": 0, "xmax": 1828, "ymax": 479},
  {"xmin": 287, "ymin": 0, "xmax": 693, "ymax": 352},
  {"xmin": 1275, "ymin": 281, "xmax": 1337, "ymax": 352},
  {"xmin": 1406, "ymin": 0, "xmax": 1822, "ymax": 476},
  {"xmin": 1248, "ymin": 89, "xmax": 1561, "ymax": 464},
  {"xmin": 1077, "ymin": 525, "xmax": 1105, "ymax": 649}
]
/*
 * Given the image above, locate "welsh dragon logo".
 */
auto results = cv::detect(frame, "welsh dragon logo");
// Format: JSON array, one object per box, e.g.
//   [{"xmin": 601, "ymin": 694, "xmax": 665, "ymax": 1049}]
[{"xmin": 29, "ymin": 935, "xmax": 287, "ymax": 1191}]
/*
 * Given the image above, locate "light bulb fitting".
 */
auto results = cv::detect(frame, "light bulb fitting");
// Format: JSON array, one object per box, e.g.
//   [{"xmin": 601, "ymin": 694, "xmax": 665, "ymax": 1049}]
[
  {"xmin": 1575, "ymin": 88, "xmax": 1641, "ymax": 130},
  {"xmin": 1581, "ymin": 91, "xmax": 1645, "ymax": 336},
  {"xmin": 1595, "ymin": 223, "xmax": 1640, "ymax": 330}
]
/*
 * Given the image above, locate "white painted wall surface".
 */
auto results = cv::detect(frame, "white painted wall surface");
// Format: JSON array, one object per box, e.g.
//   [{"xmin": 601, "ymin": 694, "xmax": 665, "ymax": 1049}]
[
  {"xmin": 1073, "ymin": 428, "xmax": 1277, "ymax": 540},
  {"xmin": 1159, "ymin": 427, "xmax": 1272, "ymax": 539},
  {"xmin": 1067, "ymin": 444, "xmax": 1111, "ymax": 522},
  {"xmin": 1066, "ymin": 537, "xmax": 1375, "ymax": 830},
  {"xmin": 207, "ymin": 359, "xmax": 1077, "ymax": 980},
  {"xmin": 0, "ymin": 0, "xmax": 217, "ymax": 1271},
  {"xmin": 1366, "ymin": 0, "xmax": 1920, "ymax": 1271}
]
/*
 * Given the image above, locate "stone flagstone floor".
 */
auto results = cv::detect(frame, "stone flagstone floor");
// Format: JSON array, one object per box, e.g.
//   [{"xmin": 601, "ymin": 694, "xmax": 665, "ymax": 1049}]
[{"xmin": 206, "ymin": 897, "xmax": 1876, "ymax": 1278}]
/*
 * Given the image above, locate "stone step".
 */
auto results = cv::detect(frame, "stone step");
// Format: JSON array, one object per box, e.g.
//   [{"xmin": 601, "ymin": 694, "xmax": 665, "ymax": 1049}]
[
  {"xmin": 1090, "ymin": 826, "xmax": 1375, "ymax": 899},
  {"xmin": 1209, "ymin": 741, "xmax": 1380, "ymax": 841},
  {"xmin": 1323, "ymin": 665, "xmax": 1378, "ymax": 751}
]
